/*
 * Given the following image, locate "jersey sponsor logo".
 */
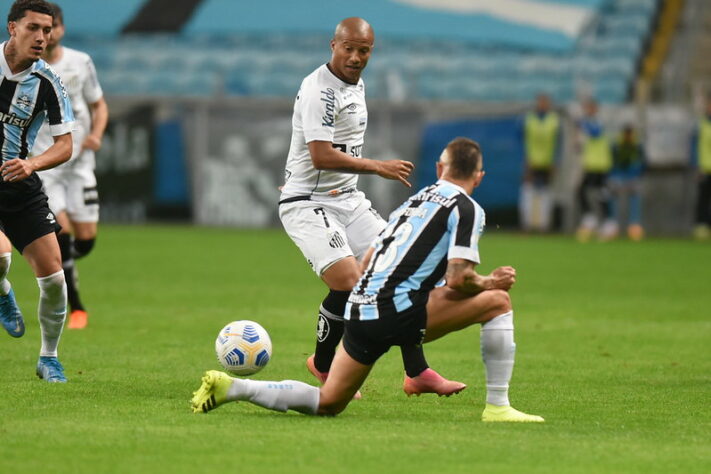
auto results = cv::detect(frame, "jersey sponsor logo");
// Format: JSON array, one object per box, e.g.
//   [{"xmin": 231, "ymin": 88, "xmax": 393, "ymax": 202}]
[
  {"xmin": 332, "ymin": 143, "xmax": 362, "ymax": 158},
  {"xmin": 348, "ymin": 293, "xmax": 377, "ymax": 305},
  {"xmin": 0, "ymin": 111, "xmax": 30, "ymax": 128},
  {"xmin": 321, "ymin": 88, "xmax": 336, "ymax": 127},
  {"xmin": 415, "ymin": 191, "xmax": 457, "ymax": 208},
  {"xmin": 46, "ymin": 212, "xmax": 56, "ymax": 224},
  {"xmin": 46, "ymin": 65, "xmax": 69, "ymax": 98}
]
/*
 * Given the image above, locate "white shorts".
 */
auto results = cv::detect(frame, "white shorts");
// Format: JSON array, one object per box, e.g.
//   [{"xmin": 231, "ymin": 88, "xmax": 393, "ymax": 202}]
[
  {"xmin": 39, "ymin": 150, "xmax": 99, "ymax": 223},
  {"xmin": 279, "ymin": 191, "xmax": 385, "ymax": 275}
]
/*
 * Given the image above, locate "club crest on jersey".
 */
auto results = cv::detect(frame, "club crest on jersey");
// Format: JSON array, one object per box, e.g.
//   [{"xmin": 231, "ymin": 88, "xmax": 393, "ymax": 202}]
[
  {"xmin": 321, "ymin": 88, "xmax": 335, "ymax": 127},
  {"xmin": 15, "ymin": 95, "xmax": 32, "ymax": 110},
  {"xmin": 328, "ymin": 231, "xmax": 345, "ymax": 249}
]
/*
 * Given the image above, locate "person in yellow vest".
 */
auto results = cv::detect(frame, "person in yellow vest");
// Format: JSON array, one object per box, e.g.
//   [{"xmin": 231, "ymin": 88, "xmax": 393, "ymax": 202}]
[
  {"xmin": 520, "ymin": 93, "xmax": 560, "ymax": 232},
  {"xmin": 693, "ymin": 99, "xmax": 711, "ymax": 239},
  {"xmin": 575, "ymin": 99, "xmax": 615, "ymax": 242}
]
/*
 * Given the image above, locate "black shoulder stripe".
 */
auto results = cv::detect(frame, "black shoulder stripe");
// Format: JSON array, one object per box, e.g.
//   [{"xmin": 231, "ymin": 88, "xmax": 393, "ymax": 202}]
[
  {"xmin": 19, "ymin": 76, "xmax": 47, "ymax": 159},
  {"xmin": 33, "ymin": 72, "xmax": 62, "ymax": 126},
  {"xmin": 453, "ymin": 194, "xmax": 476, "ymax": 248}
]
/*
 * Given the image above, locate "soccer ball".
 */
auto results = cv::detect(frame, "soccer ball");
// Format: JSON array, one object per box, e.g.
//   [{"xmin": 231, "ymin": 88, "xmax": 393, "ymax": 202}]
[{"xmin": 215, "ymin": 320, "xmax": 272, "ymax": 376}]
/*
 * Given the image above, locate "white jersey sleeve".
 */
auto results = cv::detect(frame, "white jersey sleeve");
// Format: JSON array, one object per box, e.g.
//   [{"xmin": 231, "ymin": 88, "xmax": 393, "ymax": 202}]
[
  {"xmin": 300, "ymin": 76, "xmax": 335, "ymax": 144},
  {"xmin": 82, "ymin": 55, "xmax": 103, "ymax": 105}
]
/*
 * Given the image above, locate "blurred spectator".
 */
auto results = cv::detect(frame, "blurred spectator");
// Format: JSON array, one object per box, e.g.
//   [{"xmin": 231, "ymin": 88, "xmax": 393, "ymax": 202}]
[
  {"xmin": 575, "ymin": 99, "xmax": 615, "ymax": 242},
  {"xmin": 519, "ymin": 93, "xmax": 560, "ymax": 232},
  {"xmin": 608, "ymin": 125, "xmax": 645, "ymax": 241},
  {"xmin": 693, "ymin": 99, "xmax": 711, "ymax": 240}
]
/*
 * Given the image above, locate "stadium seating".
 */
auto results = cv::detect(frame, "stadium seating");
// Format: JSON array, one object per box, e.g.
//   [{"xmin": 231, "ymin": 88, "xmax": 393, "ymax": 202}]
[{"xmin": 63, "ymin": 0, "xmax": 660, "ymax": 104}]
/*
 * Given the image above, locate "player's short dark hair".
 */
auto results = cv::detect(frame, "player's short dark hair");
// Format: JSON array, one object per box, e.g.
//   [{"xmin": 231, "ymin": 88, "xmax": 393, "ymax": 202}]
[
  {"xmin": 47, "ymin": 2, "xmax": 62, "ymax": 24},
  {"xmin": 445, "ymin": 137, "xmax": 482, "ymax": 179},
  {"xmin": 7, "ymin": 0, "xmax": 54, "ymax": 24}
]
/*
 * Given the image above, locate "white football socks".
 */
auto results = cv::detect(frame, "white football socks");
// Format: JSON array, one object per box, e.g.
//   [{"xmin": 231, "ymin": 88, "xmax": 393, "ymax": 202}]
[
  {"xmin": 37, "ymin": 270, "xmax": 67, "ymax": 357},
  {"xmin": 226, "ymin": 378, "xmax": 320, "ymax": 415},
  {"xmin": 480, "ymin": 311, "xmax": 515, "ymax": 407},
  {"xmin": 0, "ymin": 252, "xmax": 12, "ymax": 295}
]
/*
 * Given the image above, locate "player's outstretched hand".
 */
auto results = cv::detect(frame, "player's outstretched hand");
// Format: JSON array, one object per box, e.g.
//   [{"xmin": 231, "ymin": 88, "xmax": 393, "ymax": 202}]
[
  {"xmin": 0, "ymin": 158, "xmax": 35, "ymax": 183},
  {"xmin": 490, "ymin": 266, "xmax": 516, "ymax": 291},
  {"xmin": 376, "ymin": 160, "xmax": 415, "ymax": 187}
]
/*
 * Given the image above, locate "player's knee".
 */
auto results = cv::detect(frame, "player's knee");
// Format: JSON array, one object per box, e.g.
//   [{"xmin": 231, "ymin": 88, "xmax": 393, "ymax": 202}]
[
  {"xmin": 322, "ymin": 260, "xmax": 361, "ymax": 291},
  {"xmin": 0, "ymin": 252, "xmax": 11, "ymax": 274},
  {"xmin": 37, "ymin": 270, "xmax": 65, "ymax": 299},
  {"xmin": 317, "ymin": 384, "xmax": 354, "ymax": 416},
  {"xmin": 318, "ymin": 397, "xmax": 348, "ymax": 416},
  {"xmin": 486, "ymin": 289, "xmax": 512, "ymax": 315},
  {"xmin": 332, "ymin": 269, "xmax": 360, "ymax": 291},
  {"xmin": 73, "ymin": 238, "xmax": 95, "ymax": 259}
]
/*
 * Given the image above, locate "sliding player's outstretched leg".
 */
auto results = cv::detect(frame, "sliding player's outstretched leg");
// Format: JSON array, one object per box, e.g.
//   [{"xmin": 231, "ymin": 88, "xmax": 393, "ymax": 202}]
[
  {"xmin": 191, "ymin": 371, "xmax": 320, "ymax": 415},
  {"xmin": 191, "ymin": 370, "xmax": 232, "ymax": 413}
]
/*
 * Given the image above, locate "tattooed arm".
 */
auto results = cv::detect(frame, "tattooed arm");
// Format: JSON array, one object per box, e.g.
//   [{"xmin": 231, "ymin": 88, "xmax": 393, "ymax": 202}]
[{"xmin": 444, "ymin": 258, "xmax": 516, "ymax": 295}]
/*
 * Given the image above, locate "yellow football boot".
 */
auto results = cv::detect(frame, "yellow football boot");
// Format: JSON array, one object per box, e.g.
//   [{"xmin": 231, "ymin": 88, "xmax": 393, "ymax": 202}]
[
  {"xmin": 481, "ymin": 403, "xmax": 545, "ymax": 423},
  {"xmin": 191, "ymin": 370, "xmax": 232, "ymax": 413}
]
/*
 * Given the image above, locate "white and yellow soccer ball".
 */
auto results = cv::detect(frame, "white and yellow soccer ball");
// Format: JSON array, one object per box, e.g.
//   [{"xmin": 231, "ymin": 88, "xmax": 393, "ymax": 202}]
[{"xmin": 215, "ymin": 320, "xmax": 272, "ymax": 375}]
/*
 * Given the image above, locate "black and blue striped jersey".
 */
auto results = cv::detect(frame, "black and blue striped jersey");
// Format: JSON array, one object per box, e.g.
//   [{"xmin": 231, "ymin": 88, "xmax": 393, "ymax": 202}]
[
  {"xmin": 346, "ymin": 179, "xmax": 485, "ymax": 321},
  {"xmin": 0, "ymin": 43, "xmax": 74, "ymax": 211}
]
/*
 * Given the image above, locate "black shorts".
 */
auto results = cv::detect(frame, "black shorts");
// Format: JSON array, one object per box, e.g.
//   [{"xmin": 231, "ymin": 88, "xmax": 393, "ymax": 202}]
[
  {"xmin": 343, "ymin": 305, "xmax": 428, "ymax": 366},
  {"xmin": 0, "ymin": 197, "xmax": 61, "ymax": 253}
]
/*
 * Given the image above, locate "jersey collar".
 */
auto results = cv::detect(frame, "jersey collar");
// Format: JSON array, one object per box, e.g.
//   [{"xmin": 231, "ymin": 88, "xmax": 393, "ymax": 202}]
[
  {"xmin": 437, "ymin": 178, "xmax": 469, "ymax": 196},
  {"xmin": 0, "ymin": 41, "xmax": 38, "ymax": 81},
  {"xmin": 323, "ymin": 63, "xmax": 362, "ymax": 88}
]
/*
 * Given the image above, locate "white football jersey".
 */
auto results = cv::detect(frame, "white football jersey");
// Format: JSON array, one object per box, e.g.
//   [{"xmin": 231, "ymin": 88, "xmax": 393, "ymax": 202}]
[
  {"xmin": 280, "ymin": 64, "xmax": 368, "ymax": 199},
  {"xmin": 32, "ymin": 47, "xmax": 103, "ymax": 160}
]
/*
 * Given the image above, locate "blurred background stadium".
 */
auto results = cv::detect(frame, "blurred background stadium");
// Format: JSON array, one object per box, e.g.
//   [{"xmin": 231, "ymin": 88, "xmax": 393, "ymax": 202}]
[{"xmin": 46, "ymin": 0, "xmax": 709, "ymax": 235}]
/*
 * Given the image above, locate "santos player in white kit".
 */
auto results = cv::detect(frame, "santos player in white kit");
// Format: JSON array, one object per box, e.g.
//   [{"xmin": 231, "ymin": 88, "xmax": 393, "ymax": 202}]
[
  {"xmin": 32, "ymin": 3, "xmax": 108, "ymax": 329},
  {"xmin": 279, "ymin": 17, "xmax": 465, "ymax": 396}
]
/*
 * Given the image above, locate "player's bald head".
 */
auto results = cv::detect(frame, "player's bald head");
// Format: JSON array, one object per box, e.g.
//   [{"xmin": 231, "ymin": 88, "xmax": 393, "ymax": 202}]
[{"xmin": 334, "ymin": 17, "xmax": 374, "ymax": 44}]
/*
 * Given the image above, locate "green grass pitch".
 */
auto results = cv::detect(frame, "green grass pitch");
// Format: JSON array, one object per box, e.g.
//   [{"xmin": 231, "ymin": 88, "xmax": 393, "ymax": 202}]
[{"xmin": 1, "ymin": 225, "xmax": 709, "ymax": 473}]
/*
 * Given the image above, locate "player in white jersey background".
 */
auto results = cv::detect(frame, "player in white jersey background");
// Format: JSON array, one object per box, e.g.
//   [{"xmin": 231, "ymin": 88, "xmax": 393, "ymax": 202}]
[
  {"xmin": 32, "ymin": 2, "xmax": 108, "ymax": 329},
  {"xmin": 279, "ymin": 17, "xmax": 464, "ymax": 396}
]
